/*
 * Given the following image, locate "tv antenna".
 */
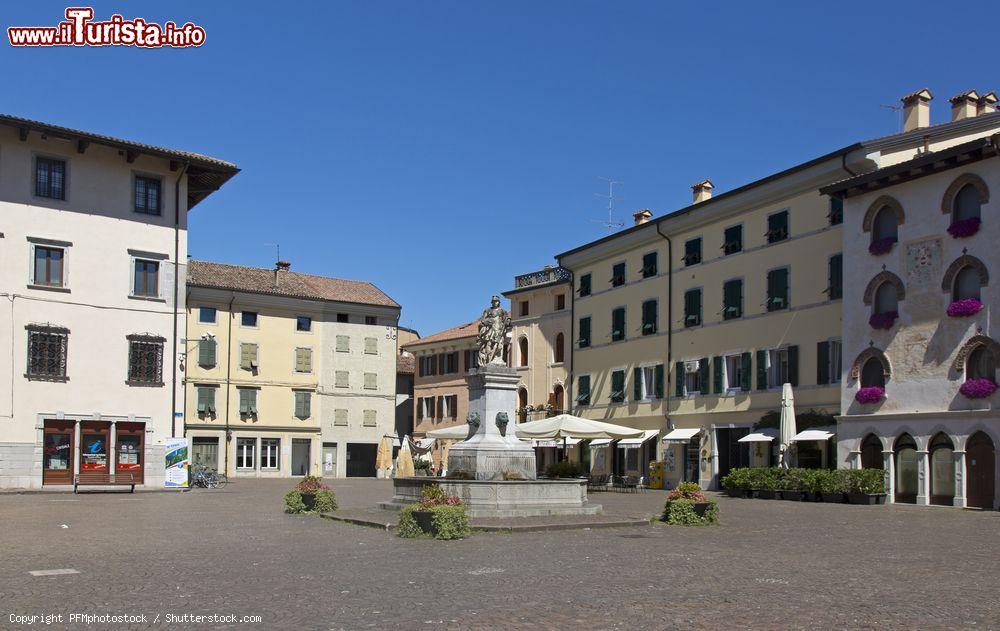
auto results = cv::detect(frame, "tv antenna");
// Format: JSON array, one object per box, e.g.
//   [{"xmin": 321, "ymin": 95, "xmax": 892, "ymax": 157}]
[
  {"xmin": 880, "ymin": 103, "xmax": 903, "ymax": 133},
  {"xmin": 264, "ymin": 243, "xmax": 281, "ymax": 263},
  {"xmin": 592, "ymin": 177, "xmax": 625, "ymax": 234}
]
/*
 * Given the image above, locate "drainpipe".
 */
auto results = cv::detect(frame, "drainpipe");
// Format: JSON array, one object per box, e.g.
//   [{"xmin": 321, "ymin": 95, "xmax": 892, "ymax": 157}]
[
  {"xmin": 170, "ymin": 161, "xmax": 189, "ymax": 438},
  {"xmin": 223, "ymin": 292, "xmax": 235, "ymax": 475},
  {"xmin": 566, "ymin": 270, "xmax": 575, "ymax": 417},
  {"xmin": 654, "ymin": 222, "xmax": 673, "ymax": 437}
]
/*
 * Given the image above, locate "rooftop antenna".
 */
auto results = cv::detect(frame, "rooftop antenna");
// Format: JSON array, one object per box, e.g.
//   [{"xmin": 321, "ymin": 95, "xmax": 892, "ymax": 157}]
[
  {"xmin": 264, "ymin": 242, "xmax": 281, "ymax": 263},
  {"xmin": 592, "ymin": 177, "xmax": 625, "ymax": 234},
  {"xmin": 880, "ymin": 103, "xmax": 903, "ymax": 133}
]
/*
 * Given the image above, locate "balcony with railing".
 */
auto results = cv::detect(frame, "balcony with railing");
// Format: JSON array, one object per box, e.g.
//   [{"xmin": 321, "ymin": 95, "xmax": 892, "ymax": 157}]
[{"xmin": 513, "ymin": 265, "xmax": 571, "ymax": 290}]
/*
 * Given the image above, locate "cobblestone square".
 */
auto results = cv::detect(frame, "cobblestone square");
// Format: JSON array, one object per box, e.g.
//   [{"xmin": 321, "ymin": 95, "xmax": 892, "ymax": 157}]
[{"xmin": 2, "ymin": 480, "xmax": 998, "ymax": 630}]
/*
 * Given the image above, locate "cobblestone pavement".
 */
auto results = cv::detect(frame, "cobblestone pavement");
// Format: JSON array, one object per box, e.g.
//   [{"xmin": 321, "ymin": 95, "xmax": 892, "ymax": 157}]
[{"xmin": 2, "ymin": 479, "xmax": 998, "ymax": 630}]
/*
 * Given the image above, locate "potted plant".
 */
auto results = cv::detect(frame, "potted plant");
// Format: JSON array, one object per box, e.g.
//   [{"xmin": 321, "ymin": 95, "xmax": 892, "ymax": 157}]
[
  {"xmin": 855, "ymin": 386, "xmax": 885, "ymax": 405},
  {"xmin": 948, "ymin": 217, "xmax": 981, "ymax": 239},
  {"xmin": 846, "ymin": 469, "xmax": 887, "ymax": 505},
  {"xmin": 756, "ymin": 468, "xmax": 778, "ymax": 499},
  {"xmin": 801, "ymin": 469, "xmax": 823, "ymax": 502},
  {"xmin": 779, "ymin": 468, "xmax": 805, "ymax": 501},
  {"xmin": 960, "ymin": 378, "xmax": 998, "ymax": 399},
  {"xmin": 818, "ymin": 470, "xmax": 847, "ymax": 503},
  {"xmin": 398, "ymin": 484, "xmax": 471, "ymax": 540},
  {"xmin": 720, "ymin": 468, "xmax": 751, "ymax": 498},
  {"xmin": 947, "ymin": 298, "xmax": 984, "ymax": 318},
  {"xmin": 868, "ymin": 311, "xmax": 898, "ymax": 330},
  {"xmin": 283, "ymin": 476, "xmax": 337, "ymax": 514},
  {"xmin": 868, "ymin": 236, "xmax": 896, "ymax": 256},
  {"xmin": 413, "ymin": 459, "xmax": 432, "ymax": 476},
  {"xmin": 662, "ymin": 482, "xmax": 718, "ymax": 525}
]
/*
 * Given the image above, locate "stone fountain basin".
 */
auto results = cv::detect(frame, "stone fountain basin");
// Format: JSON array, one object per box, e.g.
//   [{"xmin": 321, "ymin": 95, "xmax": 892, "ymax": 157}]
[{"xmin": 379, "ymin": 477, "xmax": 602, "ymax": 518}]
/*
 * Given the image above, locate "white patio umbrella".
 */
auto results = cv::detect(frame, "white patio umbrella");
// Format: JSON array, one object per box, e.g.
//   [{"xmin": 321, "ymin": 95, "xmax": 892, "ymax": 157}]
[
  {"xmin": 425, "ymin": 425, "xmax": 471, "ymax": 440},
  {"xmin": 778, "ymin": 383, "xmax": 797, "ymax": 468},
  {"xmin": 515, "ymin": 414, "xmax": 643, "ymax": 459}
]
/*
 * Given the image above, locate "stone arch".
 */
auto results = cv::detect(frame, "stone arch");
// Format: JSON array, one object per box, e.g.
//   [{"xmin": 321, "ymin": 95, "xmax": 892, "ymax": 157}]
[
  {"xmin": 862, "ymin": 271, "xmax": 906, "ymax": 305},
  {"xmin": 951, "ymin": 334, "xmax": 1000, "ymax": 372},
  {"xmin": 941, "ymin": 172, "xmax": 989, "ymax": 214},
  {"xmin": 941, "ymin": 254, "xmax": 989, "ymax": 292},
  {"xmin": 862, "ymin": 195, "xmax": 905, "ymax": 233},
  {"xmin": 850, "ymin": 347, "xmax": 891, "ymax": 382}
]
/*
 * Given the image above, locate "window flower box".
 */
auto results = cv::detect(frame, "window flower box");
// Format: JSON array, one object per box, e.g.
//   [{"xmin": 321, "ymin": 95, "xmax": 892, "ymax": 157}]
[
  {"xmin": 868, "ymin": 311, "xmax": 898, "ymax": 330},
  {"xmin": 946, "ymin": 298, "xmax": 983, "ymax": 318},
  {"xmin": 868, "ymin": 237, "xmax": 896, "ymax": 256},
  {"xmin": 947, "ymin": 217, "xmax": 981, "ymax": 239},
  {"xmin": 855, "ymin": 386, "xmax": 885, "ymax": 404},
  {"xmin": 959, "ymin": 378, "xmax": 998, "ymax": 399}
]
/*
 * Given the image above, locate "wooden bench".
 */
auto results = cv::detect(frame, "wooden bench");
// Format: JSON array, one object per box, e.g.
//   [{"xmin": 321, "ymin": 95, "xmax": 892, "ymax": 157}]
[{"xmin": 73, "ymin": 472, "xmax": 136, "ymax": 493}]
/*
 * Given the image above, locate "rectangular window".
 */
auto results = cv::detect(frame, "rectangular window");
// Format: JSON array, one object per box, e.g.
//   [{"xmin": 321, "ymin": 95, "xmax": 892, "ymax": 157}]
[
  {"xmin": 766, "ymin": 268, "xmax": 789, "ymax": 311},
  {"xmin": 642, "ymin": 252, "xmax": 658, "ymax": 278},
  {"xmin": 443, "ymin": 351, "xmax": 458, "ymax": 374},
  {"xmin": 828, "ymin": 197, "xmax": 844, "ymax": 226},
  {"xmin": 134, "ymin": 176, "xmax": 161, "ymax": 215},
  {"xmin": 196, "ymin": 386, "xmax": 216, "ymax": 415},
  {"xmin": 238, "ymin": 388, "xmax": 258, "ymax": 416},
  {"xmin": 363, "ymin": 372, "xmax": 377, "ymax": 390},
  {"xmin": 198, "ymin": 338, "xmax": 217, "ymax": 368},
  {"xmin": 241, "ymin": 311, "xmax": 258, "ymax": 327},
  {"xmin": 336, "ymin": 335, "xmax": 350, "ymax": 352},
  {"xmin": 611, "ymin": 308, "xmax": 626, "ymax": 342},
  {"xmin": 296, "ymin": 316, "xmax": 312, "ymax": 332},
  {"xmin": 133, "ymin": 259, "xmax": 159, "ymax": 297},
  {"xmin": 294, "ymin": 391, "xmax": 311, "ymax": 419},
  {"xmin": 335, "ymin": 371, "xmax": 349, "ymax": 388},
  {"xmin": 684, "ymin": 289, "xmax": 702, "ymax": 327},
  {"xmin": 127, "ymin": 336, "xmax": 164, "ymax": 385},
  {"xmin": 240, "ymin": 343, "xmax": 259, "ymax": 371},
  {"xmin": 641, "ymin": 299, "xmax": 657, "ymax": 335},
  {"xmin": 260, "ymin": 438, "xmax": 279, "ymax": 470},
  {"xmin": 35, "ymin": 157, "xmax": 66, "ymax": 200},
  {"xmin": 32, "ymin": 246, "xmax": 64, "ymax": 287},
  {"xmin": 198, "ymin": 307, "xmax": 217, "ymax": 324},
  {"xmin": 421, "ymin": 397, "xmax": 435, "ymax": 419},
  {"xmin": 26, "ymin": 326, "xmax": 68, "ymax": 380},
  {"xmin": 611, "ymin": 262, "xmax": 626, "ymax": 287},
  {"xmin": 363, "ymin": 409, "xmax": 377, "ymax": 427},
  {"xmin": 419, "ymin": 355, "xmax": 437, "ymax": 376},
  {"xmin": 827, "ymin": 254, "xmax": 843, "ymax": 300},
  {"xmin": 818, "ymin": 340, "xmax": 843, "ymax": 385},
  {"xmin": 236, "ymin": 438, "xmax": 256, "ymax": 470},
  {"xmin": 684, "ymin": 238, "xmax": 702, "ymax": 266},
  {"xmin": 767, "ymin": 210, "xmax": 789, "ymax": 243},
  {"xmin": 334, "ymin": 408, "xmax": 348, "ymax": 426},
  {"xmin": 577, "ymin": 375, "xmax": 591, "ymax": 406},
  {"xmin": 765, "ymin": 348, "xmax": 790, "ymax": 388},
  {"xmin": 830, "ymin": 340, "xmax": 842, "ymax": 384},
  {"xmin": 294, "ymin": 347, "xmax": 312, "ymax": 373},
  {"xmin": 519, "ymin": 301, "xmax": 529, "ymax": 317},
  {"xmin": 448, "ymin": 394, "xmax": 458, "ymax": 418},
  {"xmin": 723, "ymin": 279, "xmax": 743, "ymax": 319},
  {"xmin": 578, "ymin": 317, "xmax": 591, "ymax": 348},
  {"xmin": 365, "ymin": 315, "xmax": 377, "ymax": 325},
  {"xmin": 635, "ymin": 364, "xmax": 663, "ymax": 400},
  {"xmin": 723, "ymin": 225, "xmax": 743, "ymax": 255},
  {"xmin": 364, "ymin": 337, "xmax": 378, "ymax": 355},
  {"xmin": 610, "ymin": 370, "xmax": 626, "ymax": 403},
  {"xmin": 725, "ymin": 354, "xmax": 746, "ymax": 392},
  {"xmin": 683, "ymin": 360, "xmax": 705, "ymax": 396},
  {"xmin": 337, "ymin": 313, "xmax": 349, "ymax": 323},
  {"xmin": 555, "ymin": 294, "xmax": 566, "ymax": 311},
  {"xmin": 579, "ymin": 273, "xmax": 592, "ymax": 297}
]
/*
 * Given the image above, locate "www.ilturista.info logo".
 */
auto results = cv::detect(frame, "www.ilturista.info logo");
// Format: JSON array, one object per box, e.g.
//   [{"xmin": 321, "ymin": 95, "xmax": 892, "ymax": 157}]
[{"xmin": 8, "ymin": 7, "xmax": 206, "ymax": 48}]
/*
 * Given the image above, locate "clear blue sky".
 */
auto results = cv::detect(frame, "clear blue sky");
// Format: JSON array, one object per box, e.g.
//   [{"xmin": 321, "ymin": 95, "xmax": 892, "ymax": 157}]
[{"xmin": 3, "ymin": 2, "xmax": 997, "ymax": 335}]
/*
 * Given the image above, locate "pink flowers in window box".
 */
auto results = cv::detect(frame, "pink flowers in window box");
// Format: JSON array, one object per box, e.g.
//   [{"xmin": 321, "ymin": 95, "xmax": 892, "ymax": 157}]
[
  {"xmin": 869, "ymin": 311, "xmax": 898, "ymax": 330},
  {"xmin": 855, "ymin": 386, "xmax": 885, "ymax": 404},
  {"xmin": 959, "ymin": 378, "xmax": 998, "ymax": 399},
  {"xmin": 868, "ymin": 237, "xmax": 896, "ymax": 256},
  {"xmin": 946, "ymin": 298, "xmax": 983, "ymax": 318},
  {"xmin": 948, "ymin": 217, "xmax": 981, "ymax": 239}
]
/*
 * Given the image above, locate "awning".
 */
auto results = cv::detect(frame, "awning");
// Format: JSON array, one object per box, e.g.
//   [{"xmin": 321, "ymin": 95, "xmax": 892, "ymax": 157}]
[
  {"xmin": 790, "ymin": 430, "xmax": 835, "ymax": 442},
  {"xmin": 416, "ymin": 438, "xmax": 435, "ymax": 450},
  {"xmin": 738, "ymin": 430, "xmax": 777, "ymax": 443},
  {"xmin": 661, "ymin": 428, "xmax": 701, "ymax": 442},
  {"xmin": 589, "ymin": 438, "xmax": 614, "ymax": 448},
  {"xmin": 533, "ymin": 438, "xmax": 581, "ymax": 448},
  {"xmin": 617, "ymin": 430, "xmax": 660, "ymax": 448}
]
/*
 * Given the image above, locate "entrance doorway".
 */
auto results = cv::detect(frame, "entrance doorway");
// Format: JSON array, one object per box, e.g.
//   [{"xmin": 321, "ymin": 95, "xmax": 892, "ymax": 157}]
[
  {"xmin": 683, "ymin": 438, "xmax": 700, "ymax": 483},
  {"xmin": 716, "ymin": 427, "xmax": 750, "ymax": 481},
  {"xmin": 346, "ymin": 443, "xmax": 377, "ymax": 477},
  {"xmin": 115, "ymin": 422, "xmax": 145, "ymax": 483},
  {"xmin": 966, "ymin": 432, "xmax": 995, "ymax": 510},
  {"xmin": 929, "ymin": 433, "xmax": 955, "ymax": 506},
  {"xmin": 291, "ymin": 439, "xmax": 311, "ymax": 476},
  {"xmin": 43, "ymin": 420, "xmax": 75, "ymax": 485},
  {"xmin": 80, "ymin": 422, "xmax": 111, "ymax": 474},
  {"xmin": 322, "ymin": 442, "xmax": 338, "ymax": 477},
  {"xmin": 860, "ymin": 434, "xmax": 883, "ymax": 469},
  {"xmin": 894, "ymin": 434, "xmax": 918, "ymax": 504}
]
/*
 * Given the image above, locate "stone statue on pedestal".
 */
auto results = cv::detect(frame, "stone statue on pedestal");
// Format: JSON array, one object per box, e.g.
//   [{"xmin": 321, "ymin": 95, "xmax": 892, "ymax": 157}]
[{"xmin": 477, "ymin": 295, "xmax": 511, "ymax": 367}]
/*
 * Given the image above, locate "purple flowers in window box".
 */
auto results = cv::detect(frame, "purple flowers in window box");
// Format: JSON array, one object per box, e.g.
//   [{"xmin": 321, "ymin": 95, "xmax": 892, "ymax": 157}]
[
  {"xmin": 948, "ymin": 217, "xmax": 981, "ymax": 239},
  {"xmin": 869, "ymin": 311, "xmax": 898, "ymax": 330},
  {"xmin": 959, "ymin": 378, "xmax": 998, "ymax": 399},
  {"xmin": 855, "ymin": 386, "xmax": 885, "ymax": 404},
  {"xmin": 868, "ymin": 237, "xmax": 896, "ymax": 256},
  {"xmin": 946, "ymin": 298, "xmax": 983, "ymax": 318}
]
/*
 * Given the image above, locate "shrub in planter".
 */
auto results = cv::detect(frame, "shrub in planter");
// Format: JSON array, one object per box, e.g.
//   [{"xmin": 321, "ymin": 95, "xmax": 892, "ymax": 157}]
[
  {"xmin": 868, "ymin": 237, "xmax": 896, "ymax": 256},
  {"xmin": 397, "ymin": 484, "xmax": 471, "ymax": 540},
  {"xmin": 545, "ymin": 460, "xmax": 588, "ymax": 479},
  {"xmin": 855, "ymin": 386, "xmax": 885, "ymax": 404},
  {"xmin": 779, "ymin": 469, "xmax": 806, "ymax": 501},
  {"xmin": 662, "ymin": 483, "xmax": 718, "ymax": 525},
  {"xmin": 817, "ymin": 469, "xmax": 848, "ymax": 503},
  {"xmin": 959, "ymin": 378, "xmax": 998, "ymax": 399},
  {"xmin": 947, "ymin": 298, "xmax": 983, "ymax": 318},
  {"xmin": 720, "ymin": 468, "xmax": 753, "ymax": 497},
  {"xmin": 845, "ymin": 469, "xmax": 887, "ymax": 504},
  {"xmin": 800, "ymin": 469, "xmax": 824, "ymax": 501},
  {"xmin": 413, "ymin": 459, "xmax": 433, "ymax": 475},
  {"xmin": 284, "ymin": 476, "xmax": 337, "ymax": 514},
  {"xmin": 868, "ymin": 311, "xmax": 898, "ymax": 330},
  {"xmin": 948, "ymin": 217, "xmax": 981, "ymax": 239}
]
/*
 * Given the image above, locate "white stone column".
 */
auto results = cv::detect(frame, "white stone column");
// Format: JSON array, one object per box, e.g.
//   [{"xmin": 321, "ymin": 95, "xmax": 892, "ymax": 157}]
[
  {"xmin": 109, "ymin": 420, "xmax": 117, "ymax": 475},
  {"xmin": 73, "ymin": 419, "xmax": 81, "ymax": 478},
  {"xmin": 916, "ymin": 449, "xmax": 930, "ymax": 506},
  {"xmin": 848, "ymin": 449, "xmax": 862, "ymax": 470},
  {"xmin": 883, "ymin": 449, "xmax": 894, "ymax": 503},
  {"xmin": 953, "ymin": 450, "xmax": 967, "ymax": 508}
]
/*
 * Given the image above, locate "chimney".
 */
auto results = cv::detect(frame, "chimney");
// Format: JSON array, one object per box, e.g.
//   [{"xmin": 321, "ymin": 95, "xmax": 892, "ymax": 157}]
[
  {"xmin": 977, "ymin": 91, "xmax": 998, "ymax": 116},
  {"xmin": 949, "ymin": 90, "xmax": 979, "ymax": 121},
  {"xmin": 691, "ymin": 180, "xmax": 714, "ymax": 204},
  {"xmin": 273, "ymin": 260, "xmax": 290, "ymax": 287},
  {"xmin": 632, "ymin": 209, "xmax": 653, "ymax": 225},
  {"xmin": 901, "ymin": 89, "xmax": 932, "ymax": 132}
]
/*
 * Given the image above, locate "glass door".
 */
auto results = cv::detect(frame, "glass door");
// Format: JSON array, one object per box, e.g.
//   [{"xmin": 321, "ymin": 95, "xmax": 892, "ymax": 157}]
[
  {"xmin": 115, "ymin": 422, "xmax": 144, "ymax": 483},
  {"xmin": 42, "ymin": 420, "xmax": 75, "ymax": 485},
  {"xmin": 80, "ymin": 422, "xmax": 110, "ymax": 473}
]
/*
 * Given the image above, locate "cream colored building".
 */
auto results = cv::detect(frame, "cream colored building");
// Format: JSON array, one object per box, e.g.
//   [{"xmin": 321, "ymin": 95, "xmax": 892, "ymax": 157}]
[{"xmin": 184, "ymin": 260, "xmax": 400, "ymax": 478}]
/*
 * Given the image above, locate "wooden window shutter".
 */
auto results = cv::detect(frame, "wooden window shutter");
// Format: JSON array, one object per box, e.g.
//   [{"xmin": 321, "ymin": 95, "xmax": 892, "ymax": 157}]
[
  {"xmin": 199, "ymin": 339, "xmax": 216, "ymax": 367},
  {"xmin": 365, "ymin": 372, "xmax": 377, "ymax": 390},
  {"xmin": 713, "ymin": 356, "xmax": 723, "ymax": 393},
  {"xmin": 698, "ymin": 357, "xmax": 709, "ymax": 392},
  {"xmin": 436, "ymin": 395, "xmax": 443, "ymax": 418},
  {"xmin": 240, "ymin": 343, "xmax": 252, "ymax": 370},
  {"xmin": 365, "ymin": 337, "xmax": 377, "ymax": 354},
  {"xmin": 611, "ymin": 370, "xmax": 625, "ymax": 401},
  {"xmin": 788, "ymin": 345, "xmax": 799, "ymax": 387},
  {"xmin": 756, "ymin": 350, "xmax": 768, "ymax": 390},
  {"xmin": 416, "ymin": 397, "xmax": 423, "ymax": 420},
  {"xmin": 294, "ymin": 392, "xmax": 304, "ymax": 418},
  {"xmin": 740, "ymin": 352, "xmax": 752, "ymax": 391},
  {"xmin": 336, "ymin": 335, "xmax": 349, "ymax": 352},
  {"xmin": 578, "ymin": 375, "xmax": 590, "ymax": 403},
  {"xmin": 335, "ymin": 408, "xmax": 348, "ymax": 426},
  {"xmin": 674, "ymin": 362, "xmax": 685, "ymax": 397},
  {"xmin": 428, "ymin": 396, "xmax": 435, "ymax": 418},
  {"xmin": 238, "ymin": 389, "xmax": 247, "ymax": 414},
  {"xmin": 197, "ymin": 387, "xmax": 209, "ymax": 413},
  {"xmin": 450, "ymin": 395, "xmax": 457, "ymax": 418},
  {"xmin": 301, "ymin": 392, "xmax": 311, "ymax": 418},
  {"xmin": 303, "ymin": 348, "xmax": 312, "ymax": 372},
  {"xmin": 654, "ymin": 364, "xmax": 664, "ymax": 398},
  {"xmin": 633, "ymin": 367, "xmax": 643, "ymax": 400},
  {"xmin": 816, "ymin": 341, "xmax": 830, "ymax": 385}
]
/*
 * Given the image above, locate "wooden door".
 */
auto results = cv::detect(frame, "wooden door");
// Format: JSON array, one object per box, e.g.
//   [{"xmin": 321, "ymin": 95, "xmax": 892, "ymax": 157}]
[
  {"xmin": 115, "ymin": 422, "xmax": 145, "ymax": 483},
  {"xmin": 861, "ymin": 435, "xmax": 883, "ymax": 469},
  {"xmin": 967, "ymin": 432, "xmax": 996, "ymax": 510},
  {"xmin": 42, "ymin": 420, "xmax": 75, "ymax": 485}
]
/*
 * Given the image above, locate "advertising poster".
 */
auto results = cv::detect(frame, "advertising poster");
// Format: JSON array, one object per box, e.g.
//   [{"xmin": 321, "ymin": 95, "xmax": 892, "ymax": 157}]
[{"xmin": 164, "ymin": 438, "xmax": 189, "ymax": 488}]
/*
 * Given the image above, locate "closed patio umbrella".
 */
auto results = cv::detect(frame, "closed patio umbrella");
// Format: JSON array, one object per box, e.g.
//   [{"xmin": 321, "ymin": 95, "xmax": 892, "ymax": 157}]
[
  {"xmin": 395, "ymin": 437, "xmax": 415, "ymax": 478},
  {"xmin": 375, "ymin": 436, "xmax": 392, "ymax": 478},
  {"xmin": 778, "ymin": 383, "xmax": 797, "ymax": 469}
]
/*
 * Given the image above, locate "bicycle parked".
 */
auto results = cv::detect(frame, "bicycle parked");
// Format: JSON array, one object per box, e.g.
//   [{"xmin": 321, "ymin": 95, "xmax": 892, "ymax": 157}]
[{"xmin": 191, "ymin": 464, "xmax": 227, "ymax": 489}]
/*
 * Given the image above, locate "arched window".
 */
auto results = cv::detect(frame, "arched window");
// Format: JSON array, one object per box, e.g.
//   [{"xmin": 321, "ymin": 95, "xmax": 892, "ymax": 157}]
[
  {"xmin": 894, "ymin": 434, "xmax": 918, "ymax": 504},
  {"xmin": 860, "ymin": 358, "xmax": 886, "ymax": 388},
  {"xmin": 967, "ymin": 345, "xmax": 996, "ymax": 382},
  {"xmin": 953, "ymin": 184, "xmax": 982, "ymax": 222},
  {"xmin": 873, "ymin": 282, "xmax": 898, "ymax": 315},
  {"xmin": 929, "ymin": 433, "xmax": 955, "ymax": 505},
  {"xmin": 518, "ymin": 336, "xmax": 528, "ymax": 367},
  {"xmin": 517, "ymin": 387, "xmax": 528, "ymax": 422},
  {"xmin": 860, "ymin": 434, "xmax": 883, "ymax": 470},
  {"xmin": 872, "ymin": 205, "xmax": 898, "ymax": 243},
  {"xmin": 953, "ymin": 266, "xmax": 982, "ymax": 301},
  {"xmin": 552, "ymin": 384, "xmax": 564, "ymax": 413},
  {"xmin": 554, "ymin": 333, "xmax": 565, "ymax": 364}
]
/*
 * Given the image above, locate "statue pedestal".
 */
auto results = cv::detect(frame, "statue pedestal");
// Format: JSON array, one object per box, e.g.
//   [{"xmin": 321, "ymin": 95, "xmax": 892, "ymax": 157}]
[{"xmin": 447, "ymin": 365, "xmax": 537, "ymax": 480}]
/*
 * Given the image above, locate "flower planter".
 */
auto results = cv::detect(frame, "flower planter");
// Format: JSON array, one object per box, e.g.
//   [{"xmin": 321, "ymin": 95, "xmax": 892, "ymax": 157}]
[
  {"xmin": 726, "ymin": 488, "xmax": 746, "ymax": 498},
  {"xmin": 847, "ymin": 492, "xmax": 887, "ymax": 505},
  {"xmin": 960, "ymin": 378, "xmax": 998, "ymax": 399},
  {"xmin": 411, "ymin": 510, "xmax": 437, "ymax": 535},
  {"xmin": 868, "ymin": 237, "xmax": 896, "ymax": 256},
  {"xmin": 779, "ymin": 490, "xmax": 804, "ymax": 501},
  {"xmin": 948, "ymin": 217, "xmax": 981, "ymax": 239},
  {"xmin": 300, "ymin": 492, "xmax": 316, "ymax": 511},
  {"xmin": 691, "ymin": 502, "xmax": 713, "ymax": 517},
  {"xmin": 868, "ymin": 311, "xmax": 898, "ymax": 330},
  {"xmin": 818, "ymin": 492, "xmax": 846, "ymax": 503},
  {"xmin": 803, "ymin": 491, "xmax": 820, "ymax": 502},
  {"xmin": 855, "ymin": 386, "xmax": 885, "ymax": 404},
  {"xmin": 756, "ymin": 489, "xmax": 777, "ymax": 500},
  {"xmin": 947, "ymin": 299, "xmax": 983, "ymax": 318}
]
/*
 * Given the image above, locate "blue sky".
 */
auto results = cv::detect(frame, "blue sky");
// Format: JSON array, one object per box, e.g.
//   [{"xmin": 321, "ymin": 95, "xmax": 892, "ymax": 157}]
[{"xmin": 3, "ymin": 2, "xmax": 997, "ymax": 334}]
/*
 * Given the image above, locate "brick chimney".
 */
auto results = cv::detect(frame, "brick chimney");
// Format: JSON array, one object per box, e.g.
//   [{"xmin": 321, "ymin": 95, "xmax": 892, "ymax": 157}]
[
  {"xmin": 978, "ymin": 91, "xmax": 998, "ymax": 116},
  {"xmin": 273, "ymin": 260, "xmax": 290, "ymax": 287},
  {"xmin": 901, "ymin": 89, "xmax": 932, "ymax": 132},
  {"xmin": 949, "ymin": 90, "xmax": 979, "ymax": 121},
  {"xmin": 633, "ymin": 209, "xmax": 653, "ymax": 225},
  {"xmin": 691, "ymin": 180, "xmax": 714, "ymax": 204}
]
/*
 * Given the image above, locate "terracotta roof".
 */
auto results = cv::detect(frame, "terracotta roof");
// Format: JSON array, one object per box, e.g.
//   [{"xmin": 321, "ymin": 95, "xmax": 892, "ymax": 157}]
[
  {"xmin": 901, "ymin": 88, "xmax": 933, "ymax": 103},
  {"xmin": 949, "ymin": 90, "xmax": 980, "ymax": 104},
  {"xmin": 397, "ymin": 353, "xmax": 415, "ymax": 374},
  {"xmin": 402, "ymin": 320, "xmax": 477, "ymax": 349},
  {"xmin": 188, "ymin": 260, "xmax": 399, "ymax": 308}
]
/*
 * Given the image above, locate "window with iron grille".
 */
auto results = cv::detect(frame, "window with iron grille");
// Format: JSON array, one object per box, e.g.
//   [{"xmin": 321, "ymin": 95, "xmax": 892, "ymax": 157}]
[
  {"xmin": 35, "ymin": 157, "xmax": 66, "ymax": 200},
  {"xmin": 127, "ymin": 335, "xmax": 164, "ymax": 386},
  {"xmin": 133, "ymin": 259, "xmax": 159, "ymax": 297},
  {"xmin": 26, "ymin": 326, "xmax": 68, "ymax": 380},
  {"xmin": 134, "ymin": 176, "xmax": 161, "ymax": 215}
]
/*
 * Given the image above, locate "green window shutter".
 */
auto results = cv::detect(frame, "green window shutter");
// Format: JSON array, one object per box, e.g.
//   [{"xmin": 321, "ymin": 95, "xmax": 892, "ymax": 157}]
[
  {"xmin": 207, "ymin": 388, "xmax": 216, "ymax": 413},
  {"xmin": 611, "ymin": 370, "xmax": 625, "ymax": 401},
  {"xmin": 240, "ymin": 343, "xmax": 255, "ymax": 370},
  {"xmin": 578, "ymin": 375, "xmax": 591, "ymax": 404},
  {"xmin": 817, "ymin": 341, "xmax": 830, "ymax": 385},
  {"xmin": 788, "ymin": 345, "xmax": 799, "ymax": 387},
  {"xmin": 829, "ymin": 254, "xmax": 843, "ymax": 300},
  {"xmin": 642, "ymin": 300, "xmax": 657, "ymax": 333},
  {"xmin": 294, "ymin": 392, "xmax": 304, "ymax": 418},
  {"xmin": 239, "ymin": 389, "xmax": 249, "ymax": 414},
  {"xmin": 579, "ymin": 274, "xmax": 591, "ymax": 296},
  {"xmin": 294, "ymin": 348, "xmax": 304, "ymax": 372},
  {"xmin": 303, "ymin": 393, "xmax": 312, "ymax": 418},
  {"xmin": 612, "ymin": 308, "xmax": 625, "ymax": 340},
  {"xmin": 579, "ymin": 317, "xmax": 591, "ymax": 347},
  {"xmin": 634, "ymin": 367, "xmax": 643, "ymax": 400},
  {"xmin": 197, "ymin": 387, "xmax": 208, "ymax": 413},
  {"xmin": 767, "ymin": 268, "xmax": 788, "ymax": 310},
  {"xmin": 698, "ymin": 358, "xmax": 709, "ymax": 392},
  {"xmin": 199, "ymin": 339, "xmax": 216, "ymax": 367},
  {"xmin": 713, "ymin": 356, "xmax": 723, "ymax": 393},
  {"xmin": 655, "ymin": 364, "xmax": 664, "ymax": 399},
  {"xmin": 249, "ymin": 390, "xmax": 257, "ymax": 414},
  {"xmin": 642, "ymin": 252, "xmax": 657, "ymax": 276},
  {"xmin": 740, "ymin": 352, "xmax": 752, "ymax": 391},
  {"xmin": 303, "ymin": 348, "xmax": 312, "ymax": 372},
  {"xmin": 674, "ymin": 362, "xmax": 685, "ymax": 397},
  {"xmin": 756, "ymin": 350, "xmax": 768, "ymax": 390}
]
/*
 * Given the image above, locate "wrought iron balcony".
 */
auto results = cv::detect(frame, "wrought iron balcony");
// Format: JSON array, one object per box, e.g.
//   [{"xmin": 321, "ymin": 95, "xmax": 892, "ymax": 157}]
[{"xmin": 513, "ymin": 266, "xmax": 571, "ymax": 289}]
